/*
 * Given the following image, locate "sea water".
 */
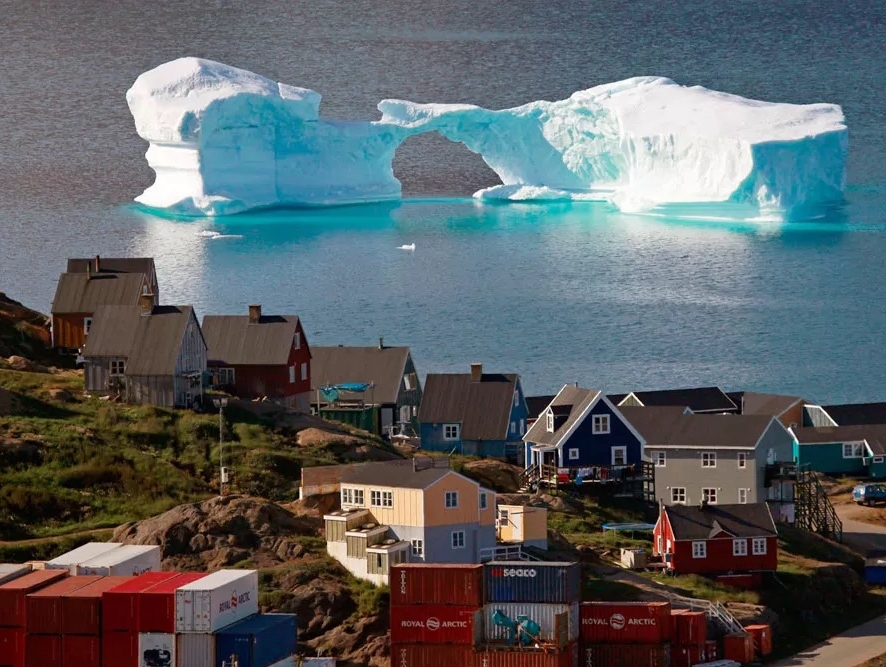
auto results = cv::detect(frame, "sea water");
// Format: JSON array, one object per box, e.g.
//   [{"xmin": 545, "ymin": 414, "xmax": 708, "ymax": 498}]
[{"xmin": 0, "ymin": 0, "xmax": 884, "ymax": 401}]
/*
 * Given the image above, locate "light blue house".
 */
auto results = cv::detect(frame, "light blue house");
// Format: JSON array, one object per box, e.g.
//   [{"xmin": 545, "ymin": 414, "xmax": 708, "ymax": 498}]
[{"xmin": 793, "ymin": 424, "xmax": 886, "ymax": 478}]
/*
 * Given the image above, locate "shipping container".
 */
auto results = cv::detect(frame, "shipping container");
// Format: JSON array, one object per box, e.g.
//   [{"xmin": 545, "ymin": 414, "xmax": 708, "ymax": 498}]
[
  {"xmin": 25, "ymin": 633, "xmax": 61, "ymax": 667},
  {"xmin": 61, "ymin": 575, "xmax": 131, "ymax": 635},
  {"xmin": 583, "ymin": 643, "xmax": 671, "ymax": 667},
  {"xmin": 138, "ymin": 632, "xmax": 174, "ymax": 667},
  {"xmin": 62, "ymin": 634, "xmax": 100, "ymax": 667},
  {"xmin": 484, "ymin": 562, "xmax": 581, "ymax": 604},
  {"xmin": 482, "ymin": 603, "xmax": 579, "ymax": 648},
  {"xmin": 673, "ymin": 611, "xmax": 706, "ymax": 647},
  {"xmin": 0, "ymin": 565, "xmax": 32, "ymax": 587},
  {"xmin": 671, "ymin": 644, "xmax": 704, "ymax": 667},
  {"xmin": 175, "ymin": 570, "xmax": 259, "ymax": 634},
  {"xmin": 390, "ymin": 605, "xmax": 482, "ymax": 645},
  {"xmin": 177, "ymin": 632, "xmax": 215, "ymax": 667},
  {"xmin": 102, "ymin": 631, "xmax": 138, "ymax": 667},
  {"xmin": 722, "ymin": 633, "xmax": 755, "ymax": 664},
  {"xmin": 45, "ymin": 542, "xmax": 123, "ymax": 575},
  {"xmin": 390, "ymin": 643, "xmax": 474, "ymax": 667},
  {"xmin": 301, "ymin": 659, "xmax": 336, "ymax": 667},
  {"xmin": 390, "ymin": 564, "xmax": 485, "ymax": 607},
  {"xmin": 580, "ymin": 602, "xmax": 672, "ymax": 644},
  {"xmin": 474, "ymin": 641, "xmax": 580, "ymax": 667},
  {"xmin": 75, "ymin": 545, "xmax": 161, "ymax": 577},
  {"xmin": 24, "ymin": 576, "xmax": 103, "ymax": 634},
  {"xmin": 0, "ymin": 627, "xmax": 24, "ymax": 667},
  {"xmin": 744, "ymin": 624, "xmax": 772, "ymax": 657},
  {"xmin": 704, "ymin": 639, "xmax": 719, "ymax": 662},
  {"xmin": 214, "ymin": 613, "xmax": 298, "ymax": 667},
  {"xmin": 138, "ymin": 572, "xmax": 208, "ymax": 633},
  {"xmin": 0, "ymin": 570, "xmax": 68, "ymax": 628},
  {"xmin": 102, "ymin": 572, "xmax": 182, "ymax": 633}
]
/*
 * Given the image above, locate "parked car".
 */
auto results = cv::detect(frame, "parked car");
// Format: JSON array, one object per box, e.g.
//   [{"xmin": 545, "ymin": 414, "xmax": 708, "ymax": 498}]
[{"xmin": 853, "ymin": 483, "xmax": 886, "ymax": 506}]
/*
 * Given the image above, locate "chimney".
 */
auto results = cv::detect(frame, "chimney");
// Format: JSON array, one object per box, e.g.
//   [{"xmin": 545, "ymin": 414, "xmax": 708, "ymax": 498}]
[
  {"xmin": 94, "ymin": 255, "xmax": 100, "ymax": 273},
  {"xmin": 138, "ymin": 293, "xmax": 154, "ymax": 315},
  {"xmin": 470, "ymin": 363, "xmax": 482, "ymax": 383},
  {"xmin": 86, "ymin": 264, "xmax": 93, "ymax": 280},
  {"xmin": 378, "ymin": 336, "xmax": 384, "ymax": 350},
  {"xmin": 248, "ymin": 304, "xmax": 261, "ymax": 324}
]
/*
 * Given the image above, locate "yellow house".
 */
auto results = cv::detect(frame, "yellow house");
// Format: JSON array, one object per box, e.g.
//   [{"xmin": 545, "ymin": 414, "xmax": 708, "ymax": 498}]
[{"xmin": 497, "ymin": 504, "xmax": 548, "ymax": 550}]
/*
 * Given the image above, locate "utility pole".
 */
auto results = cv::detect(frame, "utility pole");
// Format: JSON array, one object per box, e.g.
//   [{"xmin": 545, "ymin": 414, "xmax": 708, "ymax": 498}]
[{"xmin": 213, "ymin": 397, "xmax": 228, "ymax": 496}]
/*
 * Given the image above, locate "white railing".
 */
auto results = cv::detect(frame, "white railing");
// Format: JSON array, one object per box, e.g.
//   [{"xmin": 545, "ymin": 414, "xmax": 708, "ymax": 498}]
[
  {"xmin": 665, "ymin": 592, "xmax": 744, "ymax": 635},
  {"xmin": 479, "ymin": 545, "xmax": 543, "ymax": 562}
]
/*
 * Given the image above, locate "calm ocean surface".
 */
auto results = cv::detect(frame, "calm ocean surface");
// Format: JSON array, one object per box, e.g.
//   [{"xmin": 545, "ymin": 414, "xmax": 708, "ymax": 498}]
[{"xmin": 1, "ymin": 0, "xmax": 885, "ymax": 401}]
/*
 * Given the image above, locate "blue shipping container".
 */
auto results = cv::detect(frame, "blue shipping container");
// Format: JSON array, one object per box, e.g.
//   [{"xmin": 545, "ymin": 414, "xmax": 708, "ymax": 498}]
[
  {"xmin": 215, "ymin": 613, "xmax": 298, "ymax": 667},
  {"xmin": 484, "ymin": 561, "xmax": 581, "ymax": 604},
  {"xmin": 865, "ymin": 565, "xmax": 886, "ymax": 585}
]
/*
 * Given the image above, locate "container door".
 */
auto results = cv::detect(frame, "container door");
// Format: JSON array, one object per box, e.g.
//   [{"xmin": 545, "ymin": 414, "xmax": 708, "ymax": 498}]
[
  {"xmin": 195, "ymin": 591, "xmax": 211, "ymax": 632},
  {"xmin": 555, "ymin": 611, "xmax": 569, "ymax": 649}
]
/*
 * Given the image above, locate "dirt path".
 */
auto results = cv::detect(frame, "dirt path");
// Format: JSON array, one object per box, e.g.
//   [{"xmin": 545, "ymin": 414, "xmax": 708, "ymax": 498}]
[
  {"xmin": 832, "ymin": 495, "xmax": 886, "ymax": 553},
  {"xmin": 0, "ymin": 527, "xmax": 113, "ymax": 547}
]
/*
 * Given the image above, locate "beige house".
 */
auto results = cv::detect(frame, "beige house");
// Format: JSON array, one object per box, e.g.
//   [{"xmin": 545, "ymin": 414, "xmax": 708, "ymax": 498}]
[{"xmin": 497, "ymin": 504, "xmax": 548, "ymax": 550}]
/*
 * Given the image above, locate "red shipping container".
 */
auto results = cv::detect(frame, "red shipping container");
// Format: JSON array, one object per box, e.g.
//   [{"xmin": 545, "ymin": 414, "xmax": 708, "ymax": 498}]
[
  {"xmin": 474, "ymin": 642, "xmax": 580, "ymax": 667},
  {"xmin": 25, "ymin": 576, "xmax": 102, "ymax": 634},
  {"xmin": 745, "ymin": 623, "xmax": 773, "ymax": 656},
  {"xmin": 62, "ymin": 634, "xmax": 100, "ymax": 667},
  {"xmin": 674, "ymin": 610, "xmax": 706, "ymax": 646},
  {"xmin": 0, "ymin": 627, "xmax": 25, "ymax": 667},
  {"xmin": 61, "ymin": 576, "xmax": 131, "ymax": 636},
  {"xmin": 25, "ymin": 633, "xmax": 61, "ymax": 667},
  {"xmin": 584, "ymin": 644, "xmax": 670, "ymax": 667},
  {"xmin": 101, "ymin": 631, "xmax": 137, "ymax": 667},
  {"xmin": 390, "ymin": 605, "xmax": 482, "ymax": 645},
  {"xmin": 580, "ymin": 602, "xmax": 672, "ymax": 644},
  {"xmin": 390, "ymin": 643, "xmax": 474, "ymax": 667},
  {"xmin": 0, "ymin": 570, "xmax": 68, "ymax": 628},
  {"xmin": 671, "ymin": 644, "xmax": 705, "ymax": 667},
  {"xmin": 390, "ymin": 564, "xmax": 484, "ymax": 607},
  {"xmin": 137, "ymin": 572, "xmax": 208, "ymax": 632},
  {"xmin": 723, "ymin": 633, "xmax": 755, "ymax": 664},
  {"xmin": 101, "ymin": 572, "xmax": 180, "ymax": 633},
  {"xmin": 705, "ymin": 639, "xmax": 719, "ymax": 661}
]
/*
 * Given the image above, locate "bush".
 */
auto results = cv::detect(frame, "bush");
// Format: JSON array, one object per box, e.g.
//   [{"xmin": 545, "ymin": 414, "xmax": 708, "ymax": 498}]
[
  {"xmin": 0, "ymin": 485, "xmax": 83, "ymax": 524},
  {"xmin": 58, "ymin": 462, "xmax": 128, "ymax": 490}
]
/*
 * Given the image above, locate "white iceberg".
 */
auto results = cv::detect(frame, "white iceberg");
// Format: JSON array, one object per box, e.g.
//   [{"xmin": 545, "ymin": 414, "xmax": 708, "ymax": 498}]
[{"xmin": 128, "ymin": 59, "xmax": 848, "ymax": 220}]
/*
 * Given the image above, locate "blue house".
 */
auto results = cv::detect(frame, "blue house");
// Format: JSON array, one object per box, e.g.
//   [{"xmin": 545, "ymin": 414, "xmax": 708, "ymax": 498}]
[
  {"xmin": 522, "ymin": 384, "xmax": 645, "ymax": 470},
  {"xmin": 418, "ymin": 363, "xmax": 529, "ymax": 462}
]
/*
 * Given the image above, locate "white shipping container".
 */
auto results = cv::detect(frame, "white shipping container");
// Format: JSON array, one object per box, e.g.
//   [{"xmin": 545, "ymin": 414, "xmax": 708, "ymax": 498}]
[
  {"xmin": 138, "ymin": 633, "xmax": 174, "ymax": 667},
  {"xmin": 75, "ymin": 544, "xmax": 161, "ymax": 576},
  {"xmin": 0, "ymin": 564, "xmax": 32, "ymax": 585},
  {"xmin": 175, "ymin": 569, "xmax": 259, "ymax": 634},
  {"xmin": 45, "ymin": 541, "xmax": 123, "ymax": 574},
  {"xmin": 301, "ymin": 659, "xmax": 336, "ymax": 667},
  {"xmin": 482, "ymin": 602, "xmax": 580, "ymax": 646},
  {"xmin": 176, "ymin": 632, "xmax": 214, "ymax": 667}
]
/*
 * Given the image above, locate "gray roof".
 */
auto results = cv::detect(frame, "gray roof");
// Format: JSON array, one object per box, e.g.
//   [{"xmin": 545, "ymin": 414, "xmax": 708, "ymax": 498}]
[
  {"xmin": 620, "ymin": 407, "xmax": 774, "ymax": 449},
  {"xmin": 523, "ymin": 385, "xmax": 601, "ymax": 447},
  {"xmin": 84, "ymin": 305, "xmax": 201, "ymax": 376},
  {"xmin": 67, "ymin": 257, "xmax": 156, "ymax": 279},
  {"xmin": 731, "ymin": 391, "xmax": 803, "ymax": 418},
  {"xmin": 526, "ymin": 395, "xmax": 556, "ymax": 420},
  {"xmin": 627, "ymin": 386, "xmax": 737, "ymax": 413},
  {"xmin": 420, "ymin": 372, "xmax": 518, "ymax": 441},
  {"xmin": 51, "ymin": 272, "xmax": 147, "ymax": 314},
  {"xmin": 821, "ymin": 402, "xmax": 886, "ymax": 426},
  {"xmin": 202, "ymin": 315, "xmax": 302, "ymax": 366},
  {"xmin": 311, "ymin": 345, "xmax": 413, "ymax": 405},
  {"xmin": 339, "ymin": 459, "xmax": 461, "ymax": 489},
  {"xmin": 793, "ymin": 425, "xmax": 886, "ymax": 455},
  {"xmin": 664, "ymin": 503, "xmax": 777, "ymax": 540}
]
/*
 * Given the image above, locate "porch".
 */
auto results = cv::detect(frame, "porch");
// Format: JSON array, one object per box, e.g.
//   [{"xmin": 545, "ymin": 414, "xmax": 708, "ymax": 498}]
[{"xmin": 519, "ymin": 461, "xmax": 655, "ymax": 502}]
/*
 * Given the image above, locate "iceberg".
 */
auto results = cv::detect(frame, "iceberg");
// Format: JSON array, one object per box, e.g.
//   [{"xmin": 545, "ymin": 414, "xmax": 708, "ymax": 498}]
[{"xmin": 128, "ymin": 59, "xmax": 848, "ymax": 220}]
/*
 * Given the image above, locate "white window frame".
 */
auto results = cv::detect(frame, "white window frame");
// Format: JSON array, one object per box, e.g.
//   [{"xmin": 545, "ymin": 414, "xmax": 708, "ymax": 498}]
[
  {"xmin": 655, "ymin": 451, "xmax": 666, "ymax": 467},
  {"xmin": 218, "ymin": 367, "xmax": 235, "ymax": 385},
  {"xmin": 513, "ymin": 391, "xmax": 519, "ymax": 408},
  {"xmin": 592, "ymin": 414, "xmax": 610, "ymax": 434},
  {"xmin": 479, "ymin": 492, "xmax": 488, "ymax": 510},
  {"xmin": 546, "ymin": 411, "xmax": 554, "ymax": 432},
  {"xmin": 411, "ymin": 539, "xmax": 424, "ymax": 557},
  {"xmin": 510, "ymin": 421, "xmax": 516, "ymax": 434},
  {"xmin": 702, "ymin": 452, "xmax": 717, "ymax": 468},
  {"xmin": 404, "ymin": 373, "xmax": 416, "ymax": 391},
  {"xmin": 445, "ymin": 491, "xmax": 459, "ymax": 509},
  {"xmin": 611, "ymin": 446, "xmax": 627, "ymax": 466},
  {"xmin": 733, "ymin": 539, "xmax": 748, "ymax": 556},
  {"xmin": 692, "ymin": 541, "xmax": 707, "ymax": 559},
  {"xmin": 702, "ymin": 487, "xmax": 718, "ymax": 504},
  {"xmin": 752, "ymin": 538, "xmax": 767, "ymax": 555},
  {"xmin": 294, "ymin": 331, "xmax": 301, "ymax": 349},
  {"xmin": 109, "ymin": 359, "xmax": 126, "ymax": 376},
  {"xmin": 843, "ymin": 442, "xmax": 865, "ymax": 458},
  {"xmin": 443, "ymin": 424, "xmax": 460, "ymax": 441},
  {"xmin": 370, "ymin": 490, "xmax": 393, "ymax": 508},
  {"xmin": 671, "ymin": 487, "xmax": 686, "ymax": 504},
  {"xmin": 519, "ymin": 418, "xmax": 525, "ymax": 434},
  {"xmin": 737, "ymin": 452, "xmax": 747, "ymax": 469},
  {"xmin": 568, "ymin": 448, "xmax": 580, "ymax": 461},
  {"xmin": 341, "ymin": 487, "xmax": 364, "ymax": 506},
  {"xmin": 738, "ymin": 488, "xmax": 749, "ymax": 504},
  {"xmin": 452, "ymin": 531, "xmax": 465, "ymax": 549},
  {"xmin": 498, "ymin": 508, "xmax": 509, "ymax": 526},
  {"xmin": 289, "ymin": 365, "xmax": 296, "ymax": 383},
  {"xmin": 83, "ymin": 317, "xmax": 93, "ymax": 335},
  {"xmin": 301, "ymin": 362, "xmax": 308, "ymax": 381},
  {"xmin": 400, "ymin": 405, "xmax": 411, "ymax": 423}
]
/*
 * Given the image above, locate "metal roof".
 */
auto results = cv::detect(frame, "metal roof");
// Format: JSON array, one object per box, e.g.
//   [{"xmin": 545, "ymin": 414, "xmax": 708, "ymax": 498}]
[
  {"xmin": 51, "ymin": 272, "xmax": 147, "ymax": 314},
  {"xmin": 627, "ymin": 386, "xmax": 738, "ymax": 413},
  {"xmin": 523, "ymin": 385, "xmax": 601, "ymax": 447},
  {"xmin": 311, "ymin": 346, "xmax": 413, "ymax": 405},
  {"xmin": 793, "ymin": 425, "xmax": 886, "ymax": 455},
  {"xmin": 730, "ymin": 391, "xmax": 803, "ymax": 418},
  {"xmin": 664, "ymin": 503, "xmax": 778, "ymax": 540},
  {"xmin": 620, "ymin": 407, "xmax": 773, "ymax": 449},
  {"xmin": 821, "ymin": 402, "xmax": 886, "ymax": 426},
  {"xmin": 67, "ymin": 257, "xmax": 156, "ymax": 278},
  {"xmin": 340, "ymin": 459, "xmax": 458, "ymax": 489},
  {"xmin": 420, "ymin": 372, "xmax": 519, "ymax": 441},
  {"xmin": 202, "ymin": 315, "xmax": 302, "ymax": 366},
  {"xmin": 525, "ymin": 395, "xmax": 556, "ymax": 420}
]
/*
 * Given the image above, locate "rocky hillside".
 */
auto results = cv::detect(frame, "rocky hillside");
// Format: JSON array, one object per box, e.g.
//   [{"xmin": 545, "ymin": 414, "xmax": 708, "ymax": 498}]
[{"xmin": 0, "ymin": 292, "xmax": 69, "ymax": 367}]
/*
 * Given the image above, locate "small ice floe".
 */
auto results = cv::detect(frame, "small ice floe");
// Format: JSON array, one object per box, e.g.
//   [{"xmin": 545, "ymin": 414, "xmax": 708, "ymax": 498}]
[
  {"xmin": 397, "ymin": 243, "xmax": 416, "ymax": 251},
  {"xmin": 195, "ymin": 230, "xmax": 243, "ymax": 240}
]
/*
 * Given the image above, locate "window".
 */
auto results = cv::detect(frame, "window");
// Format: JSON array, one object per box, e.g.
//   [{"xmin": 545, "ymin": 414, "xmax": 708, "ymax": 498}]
[
  {"xmin": 671, "ymin": 487, "xmax": 687, "ymax": 504},
  {"xmin": 404, "ymin": 373, "xmax": 417, "ymax": 390},
  {"xmin": 498, "ymin": 508, "xmax": 509, "ymax": 527},
  {"xmin": 83, "ymin": 317, "xmax": 93, "ymax": 335},
  {"xmin": 510, "ymin": 421, "xmax": 516, "ymax": 434},
  {"xmin": 592, "ymin": 414, "xmax": 610, "ymax": 434},
  {"xmin": 451, "ymin": 531, "xmax": 465, "ymax": 549},
  {"xmin": 519, "ymin": 418, "xmax": 525, "ymax": 434},
  {"xmin": 411, "ymin": 539, "xmax": 424, "ymax": 557},
  {"xmin": 109, "ymin": 359, "xmax": 126, "ymax": 376},
  {"xmin": 301, "ymin": 362, "xmax": 308, "ymax": 381},
  {"xmin": 513, "ymin": 391, "xmax": 519, "ymax": 407},
  {"xmin": 568, "ymin": 448, "xmax": 580, "ymax": 461},
  {"xmin": 702, "ymin": 452, "xmax": 717, "ymax": 468},
  {"xmin": 737, "ymin": 452, "xmax": 747, "ymax": 469},
  {"xmin": 738, "ymin": 488, "xmax": 749, "ymax": 504},
  {"xmin": 843, "ymin": 442, "xmax": 865, "ymax": 458},
  {"xmin": 655, "ymin": 451, "xmax": 666, "ymax": 467},
  {"xmin": 692, "ymin": 541, "xmax": 707, "ymax": 559},
  {"xmin": 733, "ymin": 539, "xmax": 748, "ymax": 556},
  {"xmin": 218, "ymin": 367, "xmax": 235, "ymax": 385},
  {"xmin": 445, "ymin": 491, "xmax": 459, "ymax": 508},
  {"xmin": 657, "ymin": 535, "xmax": 663, "ymax": 554},
  {"xmin": 294, "ymin": 332, "xmax": 301, "ymax": 349},
  {"xmin": 611, "ymin": 446, "xmax": 627, "ymax": 466},
  {"xmin": 370, "ymin": 490, "xmax": 393, "ymax": 508},
  {"xmin": 546, "ymin": 411, "xmax": 554, "ymax": 432},
  {"xmin": 341, "ymin": 487, "xmax": 364, "ymax": 506},
  {"xmin": 400, "ymin": 405, "xmax": 411, "ymax": 423},
  {"xmin": 443, "ymin": 424, "xmax": 460, "ymax": 440},
  {"xmin": 876, "ymin": 457, "xmax": 886, "ymax": 464},
  {"xmin": 752, "ymin": 538, "xmax": 767, "ymax": 555},
  {"xmin": 479, "ymin": 492, "xmax": 488, "ymax": 510},
  {"xmin": 289, "ymin": 365, "xmax": 296, "ymax": 383},
  {"xmin": 702, "ymin": 488, "xmax": 718, "ymax": 504}
]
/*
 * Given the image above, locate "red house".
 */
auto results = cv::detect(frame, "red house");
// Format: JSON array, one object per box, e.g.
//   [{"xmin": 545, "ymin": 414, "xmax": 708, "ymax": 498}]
[
  {"xmin": 202, "ymin": 305, "xmax": 311, "ymax": 411},
  {"xmin": 653, "ymin": 502, "xmax": 778, "ymax": 577}
]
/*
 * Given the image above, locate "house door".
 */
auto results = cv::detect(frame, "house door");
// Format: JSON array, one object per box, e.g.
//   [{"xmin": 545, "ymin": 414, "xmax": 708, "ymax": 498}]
[
  {"xmin": 381, "ymin": 407, "xmax": 393, "ymax": 433},
  {"xmin": 511, "ymin": 510, "xmax": 524, "ymax": 542},
  {"xmin": 543, "ymin": 451, "xmax": 557, "ymax": 467}
]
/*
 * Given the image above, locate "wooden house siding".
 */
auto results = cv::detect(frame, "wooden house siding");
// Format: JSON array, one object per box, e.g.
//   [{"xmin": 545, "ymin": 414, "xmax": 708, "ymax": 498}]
[
  {"xmin": 778, "ymin": 402, "xmax": 804, "ymax": 429},
  {"xmin": 52, "ymin": 313, "xmax": 92, "ymax": 350},
  {"xmin": 479, "ymin": 490, "xmax": 495, "ymax": 527},
  {"xmin": 651, "ymin": 447, "xmax": 762, "ymax": 505},
  {"xmin": 797, "ymin": 442, "xmax": 867, "ymax": 475},
  {"xmin": 342, "ymin": 486, "xmax": 425, "ymax": 527},
  {"xmin": 553, "ymin": 400, "xmax": 643, "ymax": 468},
  {"xmin": 126, "ymin": 375, "xmax": 175, "ymax": 407},
  {"xmin": 424, "ymin": 474, "xmax": 481, "ymax": 527},
  {"xmin": 619, "ymin": 394, "xmax": 643, "ymax": 407}
]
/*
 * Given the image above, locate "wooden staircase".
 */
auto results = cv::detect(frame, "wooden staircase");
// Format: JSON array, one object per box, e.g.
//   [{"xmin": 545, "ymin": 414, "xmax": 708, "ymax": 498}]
[{"xmin": 795, "ymin": 464, "xmax": 842, "ymax": 542}]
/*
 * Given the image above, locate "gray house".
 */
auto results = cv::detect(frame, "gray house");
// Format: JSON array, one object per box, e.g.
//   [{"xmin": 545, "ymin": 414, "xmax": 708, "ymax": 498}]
[
  {"xmin": 621, "ymin": 406, "xmax": 797, "ymax": 513},
  {"xmin": 82, "ymin": 296, "xmax": 207, "ymax": 408}
]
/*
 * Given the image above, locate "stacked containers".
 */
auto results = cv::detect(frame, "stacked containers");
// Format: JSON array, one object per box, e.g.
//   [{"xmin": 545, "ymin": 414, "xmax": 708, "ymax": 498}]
[
  {"xmin": 0, "ymin": 565, "xmax": 32, "ymax": 587},
  {"xmin": 214, "ymin": 613, "xmax": 298, "ymax": 667},
  {"xmin": 722, "ymin": 632, "xmax": 756, "ymax": 664},
  {"xmin": 670, "ymin": 609, "xmax": 710, "ymax": 667},
  {"xmin": 60, "ymin": 576, "xmax": 131, "ymax": 667},
  {"xmin": 24, "ymin": 576, "xmax": 103, "ymax": 667},
  {"xmin": 75, "ymin": 546, "xmax": 161, "ymax": 577},
  {"xmin": 44, "ymin": 543, "xmax": 124, "ymax": 575},
  {"xmin": 0, "ymin": 570, "xmax": 68, "ymax": 667},
  {"xmin": 137, "ymin": 572, "xmax": 208, "ymax": 667},
  {"xmin": 579, "ymin": 601, "xmax": 672, "ymax": 666}
]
